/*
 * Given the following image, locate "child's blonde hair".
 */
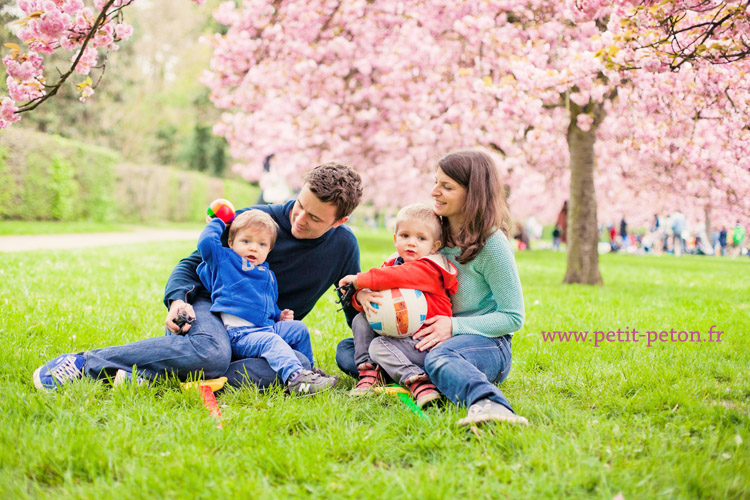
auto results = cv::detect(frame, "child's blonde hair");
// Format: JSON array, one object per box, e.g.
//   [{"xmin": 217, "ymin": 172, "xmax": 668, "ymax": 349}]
[
  {"xmin": 394, "ymin": 203, "xmax": 442, "ymax": 243},
  {"xmin": 228, "ymin": 210, "xmax": 279, "ymax": 249}
]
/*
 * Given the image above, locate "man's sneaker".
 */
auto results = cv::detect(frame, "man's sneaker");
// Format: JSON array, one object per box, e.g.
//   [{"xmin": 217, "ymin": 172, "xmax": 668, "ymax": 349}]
[
  {"xmin": 349, "ymin": 363, "xmax": 383, "ymax": 396},
  {"xmin": 113, "ymin": 369, "xmax": 148, "ymax": 387},
  {"xmin": 33, "ymin": 353, "xmax": 85, "ymax": 391},
  {"xmin": 405, "ymin": 375, "xmax": 441, "ymax": 408},
  {"xmin": 456, "ymin": 398, "xmax": 529, "ymax": 427},
  {"xmin": 286, "ymin": 369, "xmax": 337, "ymax": 395}
]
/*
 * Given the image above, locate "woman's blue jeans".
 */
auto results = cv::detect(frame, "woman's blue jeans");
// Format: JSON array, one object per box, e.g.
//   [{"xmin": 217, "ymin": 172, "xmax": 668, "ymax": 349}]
[{"xmin": 424, "ymin": 334, "xmax": 514, "ymax": 411}]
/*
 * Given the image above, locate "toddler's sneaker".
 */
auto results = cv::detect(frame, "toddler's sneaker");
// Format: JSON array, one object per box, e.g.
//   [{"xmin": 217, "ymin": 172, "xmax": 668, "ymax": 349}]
[
  {"xmin": 113, "ymin": 369, "xmax": 148, "ymax": 387},
  {"xmin": 33, "ymin": 353, "xmax": 85, "ymax": 391},
  {"xmin": 405, "ymin": 375, "xmax": 441, "ymax": 408},
  {"xmin": 286, "ymin": 369, "xmax": 337, "ymax": 395},
  {"xmin": 456, "ymin": 399, "xmax": 529, "ymax": 427},
  {"xmin": 349, "ymin": 363, "xmax": 383, "ymax": 396},
  {"xmin": 311, "ymin": 366, "xmax": 339, "ymax": 385}
]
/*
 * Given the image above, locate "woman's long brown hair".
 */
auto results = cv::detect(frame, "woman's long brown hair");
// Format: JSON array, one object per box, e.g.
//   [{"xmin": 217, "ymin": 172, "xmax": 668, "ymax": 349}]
[{"xmin": 437, "ymin": 149, "xmax": 511, "ymax": 264}]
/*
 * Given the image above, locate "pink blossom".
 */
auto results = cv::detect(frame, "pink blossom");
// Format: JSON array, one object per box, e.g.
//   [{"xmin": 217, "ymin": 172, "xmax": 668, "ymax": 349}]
[
  {"xmin": 114, "ymin": 22, "xmax": 133, "ymax": 41},
  {"xmin": 576, "ymin": 113, "xmax": 594, "ymax": 132},
  {"xmin": 6, "ymin": 75, "xmax": 44, "ymax": 101},
  {"xmin": 78, "ymin": 84, "xmax": 94, "ymax": 102},
  {"xmin": 0, "ymin": 97, "xmax": 21, "ymax": 128},
  {"xmin": 62, "ymin": 0, "xmax": 84, "ymax": 14},
  {"xmin": 72, "ymin": 46, "xmax": 98, "ymax": 75},
  {"xmin": 91, "ymin": 22, "xmax": 114, "ymax": 49},
  {"xmin": 213, "ymin": 2, "xmax": 238, "ymax": 26},
  {"xmin": 38, "ymin": 9, "xmax": 71, "ymax": 39}
]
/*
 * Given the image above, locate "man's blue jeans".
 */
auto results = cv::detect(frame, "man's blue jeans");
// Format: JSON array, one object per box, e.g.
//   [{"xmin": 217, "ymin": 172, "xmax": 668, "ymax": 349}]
[
  {"xmin": 83, "ymin": 296, "xmax": 311, "ymax": 388},
  {"xmin": 336, "ymin": 333, "xmax": 514, "ymax": 411},
  {"xmin": 228, "ymin": 320, "xmax": 312, "ymax": 383},
  {"xmin": 84, "ymin": 296, "xmax": 232, "ymax": 381}
]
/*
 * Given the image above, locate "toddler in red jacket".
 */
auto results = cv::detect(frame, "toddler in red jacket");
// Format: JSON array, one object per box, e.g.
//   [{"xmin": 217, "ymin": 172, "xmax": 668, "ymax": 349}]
[{"xmin": 338, "ymin": 203, "xmax": 457, "ymax": 407}]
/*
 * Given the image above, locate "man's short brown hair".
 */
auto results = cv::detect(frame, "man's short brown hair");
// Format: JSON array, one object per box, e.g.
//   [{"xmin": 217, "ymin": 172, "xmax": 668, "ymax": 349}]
[
  {"xmin": 304, "ymin": 162, "xmax": 363, "ymax": 220},
  {"xmin": 228, "ymin": 210, "xmax": 279, "ymax": 249}
]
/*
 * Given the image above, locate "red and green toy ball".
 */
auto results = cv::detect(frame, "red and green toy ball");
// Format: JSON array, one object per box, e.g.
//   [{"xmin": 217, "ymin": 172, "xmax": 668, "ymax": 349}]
[{"xmin": 207, "ymin": 199, "xmax": 236, "ymax": 223}]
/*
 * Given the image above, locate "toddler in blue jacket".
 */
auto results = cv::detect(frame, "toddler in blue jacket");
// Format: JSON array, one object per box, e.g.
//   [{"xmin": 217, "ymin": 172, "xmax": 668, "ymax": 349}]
[{"xmin": 198, "ymin": 209, "xmax": 337, "ymax": 394}]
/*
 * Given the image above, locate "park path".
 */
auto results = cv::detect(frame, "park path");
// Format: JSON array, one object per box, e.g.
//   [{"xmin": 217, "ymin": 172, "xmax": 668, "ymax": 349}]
[{"xmin": 0, "ymin": 228, "xmax": 200, "ymax": 253}]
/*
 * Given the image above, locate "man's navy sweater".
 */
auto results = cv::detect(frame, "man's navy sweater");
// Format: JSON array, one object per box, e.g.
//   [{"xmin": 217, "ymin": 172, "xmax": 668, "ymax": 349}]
[{"xmin": 164, "ymin": 200, "xmax": 361, "ymax": 326}]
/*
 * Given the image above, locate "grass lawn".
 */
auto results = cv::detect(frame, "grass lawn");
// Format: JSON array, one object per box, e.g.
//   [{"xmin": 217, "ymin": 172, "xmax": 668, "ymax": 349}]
[
  {"xmin": 0, "ymin": 229, "xmax": 748, "ymax": 499},
  {"xmin": 0, "ymin": 221, "xmax": 205, "ymax": 236}
]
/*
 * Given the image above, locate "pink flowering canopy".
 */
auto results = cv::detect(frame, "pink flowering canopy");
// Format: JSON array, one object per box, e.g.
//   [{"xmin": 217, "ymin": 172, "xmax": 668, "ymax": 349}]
[
  {"xmin": 2, "ymin": 0, "xmax": 749, "ymax": 227},
  {"xmin": 1, "ymin": 0, "xmax": 203, "ymax": 125}
]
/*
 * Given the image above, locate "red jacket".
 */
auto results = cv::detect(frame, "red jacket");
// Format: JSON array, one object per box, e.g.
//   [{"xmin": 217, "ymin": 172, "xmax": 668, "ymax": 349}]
[{"xmin": 353, "ymin": 254, "xmax": 458, "ymax": 323}]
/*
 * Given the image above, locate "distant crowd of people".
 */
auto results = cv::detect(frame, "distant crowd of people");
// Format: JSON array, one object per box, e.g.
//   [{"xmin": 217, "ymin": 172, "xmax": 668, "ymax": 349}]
[
  {"xmin": 508, "ymin": 202, "xmax": 747, "ymax": 259},
  {"xmin": 363, "ymin": 200, "xmax": 745, "ymax": 259},
  {"xmin": 605, "ymin": 211, "xmax": 747, "ymax": 258}
]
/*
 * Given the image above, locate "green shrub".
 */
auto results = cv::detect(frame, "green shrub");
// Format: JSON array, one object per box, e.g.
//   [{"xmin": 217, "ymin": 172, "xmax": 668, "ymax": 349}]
[
  {"xmin": 49, "ymin": 155, "xmax": 78, "ymax": 220},
  {"xmin": 0, "ymin": 128, "xmax": 119, "ymax": 221},
  {"xmin": 0, "ymin": 128, "xmax": 259, "ymax": 223},
  {"xmin": 0, "ymin": 146, "xmax": 10, "ymax": 218},
  {"xmin": 223, "ymin": 177, "xmax": 261, "ymax": 208}
]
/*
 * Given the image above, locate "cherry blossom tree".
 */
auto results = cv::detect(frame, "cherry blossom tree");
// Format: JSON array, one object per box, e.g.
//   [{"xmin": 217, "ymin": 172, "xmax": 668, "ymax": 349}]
[
  {"xmin": 201, "ymin": 0, "xmax": 750, "ymax": 283},
  {"xmin": 598, "ymin": 0, "xmax": 750, "ymax": 70},
  {"xmin": 3, "ymin": 0, "xmax": 749, "ymax": 285}
]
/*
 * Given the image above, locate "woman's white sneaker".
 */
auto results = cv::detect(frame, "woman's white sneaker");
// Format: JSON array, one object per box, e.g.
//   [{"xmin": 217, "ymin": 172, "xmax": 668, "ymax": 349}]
[{"xmin": 456, "ymin": 399, "xmax": 529, "ymax": 426}]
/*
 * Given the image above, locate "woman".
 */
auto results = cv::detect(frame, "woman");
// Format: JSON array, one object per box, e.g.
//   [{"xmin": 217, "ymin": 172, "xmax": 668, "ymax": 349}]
[{"xmin": 336, "ymin": 149, "xmax": 528, "ymax": 426}]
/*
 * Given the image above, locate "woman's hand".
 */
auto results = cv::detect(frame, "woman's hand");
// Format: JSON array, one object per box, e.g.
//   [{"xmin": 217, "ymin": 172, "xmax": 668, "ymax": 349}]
[
  {"xmin": 413, "ymin": 315, "xmax": 453, "ymax": 351},
  {"xmin": 166, "ymin": 300, "xmax": 195, "ymax": 334},
  {"xmin": 356, "ymin": 289, "xmax": 383, "ymax": 316}
]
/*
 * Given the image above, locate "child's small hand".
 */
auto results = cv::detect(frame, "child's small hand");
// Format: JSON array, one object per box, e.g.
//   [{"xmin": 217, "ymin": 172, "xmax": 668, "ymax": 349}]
[
  {"xmin": 338, "ymin": 275, "xmax": 357, "ymax": 288},
  {"xmin": 357, "ymin": 289, "xmax": 383, "ymax": 316},
  {"xmin": 280, "ymin": 309, "xmax": 294, "ymax": 321}
]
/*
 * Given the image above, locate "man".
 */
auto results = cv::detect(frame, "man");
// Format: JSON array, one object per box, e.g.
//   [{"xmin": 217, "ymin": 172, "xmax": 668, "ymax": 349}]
[{"xmin": 33, "ymin": 162, "xmax": 362, "ymax": 391}]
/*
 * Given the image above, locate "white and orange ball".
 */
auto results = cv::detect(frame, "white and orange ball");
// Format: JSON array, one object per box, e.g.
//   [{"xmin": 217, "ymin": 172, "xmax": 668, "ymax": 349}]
[{"xmin": 365, "ymin": 288, "xmax": 428, "ymax": 338}]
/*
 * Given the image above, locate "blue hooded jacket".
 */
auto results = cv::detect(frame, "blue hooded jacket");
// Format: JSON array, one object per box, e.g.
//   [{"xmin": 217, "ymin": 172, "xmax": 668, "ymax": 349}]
[{"xmin": 197, "ymin": 218, "xmax": 281, "ymax": 327}]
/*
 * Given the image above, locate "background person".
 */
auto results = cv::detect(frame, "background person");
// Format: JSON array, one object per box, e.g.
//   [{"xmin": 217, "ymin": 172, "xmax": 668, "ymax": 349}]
[
  {"xmin": 731, "ymin": 220, "xmax": 745, "ymax": 258},
  {"xmin": 556, "ymin": 200, "xmax": 568, "ymax": 245}
]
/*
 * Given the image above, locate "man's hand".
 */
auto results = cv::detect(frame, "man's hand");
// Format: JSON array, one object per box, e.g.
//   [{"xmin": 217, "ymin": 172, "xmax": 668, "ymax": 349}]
[
  {"xmin": 166, "ymin": 300, "xmax": 195, "ymax": 334},
  {"xmin": 413, "ymin": 315, "xmax": 452, "ymax": 351},
  {"xmin": 357, "ymin": 289, "xmax": 384, "ymax": 316},
  {"xmin": 338, "ymin": 274, "xmax": 358, "ymax": 288},
  {"xmin": 280, "ymin": 309, "xmax": 294, "ymax": 321}
]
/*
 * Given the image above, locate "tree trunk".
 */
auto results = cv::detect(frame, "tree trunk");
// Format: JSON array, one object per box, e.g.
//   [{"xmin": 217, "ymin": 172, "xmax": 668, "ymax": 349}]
[
  {"xmin": 564, "ymin": 103, "xmax": 603, "ymax": 285},
  {"xmin": 704, "ymin": 205, "xmax": 711, "ymax": 239}
]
